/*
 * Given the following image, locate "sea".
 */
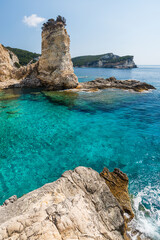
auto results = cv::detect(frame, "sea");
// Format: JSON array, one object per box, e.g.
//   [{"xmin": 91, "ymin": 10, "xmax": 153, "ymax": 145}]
[{"xmin": 0, "ymin": 66, "xmax": 160, "ymax": 239}]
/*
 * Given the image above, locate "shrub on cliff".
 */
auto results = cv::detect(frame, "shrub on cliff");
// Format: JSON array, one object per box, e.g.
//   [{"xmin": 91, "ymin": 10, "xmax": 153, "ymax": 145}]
[
  {"xmin": 56, "ymin": 15, "xmax": 66, "ymax": 26},
  {"xmin": 42, "ymin": 16, "xmax": 66, "ymax": 31}
]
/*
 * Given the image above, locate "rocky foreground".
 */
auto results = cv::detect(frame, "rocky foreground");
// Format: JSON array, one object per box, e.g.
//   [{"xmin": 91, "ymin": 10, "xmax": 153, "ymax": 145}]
[{"xmin": 0, "ymin": 167, "xmax": 151, "ymax": 240}]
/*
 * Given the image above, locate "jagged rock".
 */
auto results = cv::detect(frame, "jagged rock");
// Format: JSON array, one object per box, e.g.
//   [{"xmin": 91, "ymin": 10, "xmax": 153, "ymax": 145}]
[
  {"xmin": 0, "ymin": 167, "xmax": 128, "ymax": 240},
  {"xmin": 37, "ymin": 20, "xmax": 78, "ymax": 90},
  {"xmin": 100, "ymin": 168, "xmax": 134, "ymax": 222},
  {"xmin": 78, "ymin": 77, "xmax": 156, "ymax": 92},
  {"xmin": 12, "ymin": 62, "xmax": 43, "ymax": 88},
  {"xmin": 0, "ymin": 44, "xmax": 36, "ymax": 88}
]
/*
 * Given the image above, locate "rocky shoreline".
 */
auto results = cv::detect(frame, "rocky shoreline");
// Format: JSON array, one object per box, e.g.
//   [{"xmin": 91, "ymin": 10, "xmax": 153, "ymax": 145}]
[
  {"xmin": 0, "ymin": 18, "xmax": 155, "ymax": 93},
  {"xmin": 73, "ymin": 77, "xmax": 156, "ymax": 92},
  {"xmin": 0, "ymin": 167, "xmax": 151, "ymax": 240}
]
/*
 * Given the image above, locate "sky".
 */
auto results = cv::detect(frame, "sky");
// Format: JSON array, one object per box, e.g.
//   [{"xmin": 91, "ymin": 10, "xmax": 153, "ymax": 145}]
[{"xmin": 0, "ymin": 0, "xmax": 160, "ymax": 65}]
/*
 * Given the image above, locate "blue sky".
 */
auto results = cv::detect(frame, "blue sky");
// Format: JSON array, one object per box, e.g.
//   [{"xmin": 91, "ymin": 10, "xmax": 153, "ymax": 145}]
[{"xmin": 0, "ymin": 0, "xmax": 160, "ymax": 64}]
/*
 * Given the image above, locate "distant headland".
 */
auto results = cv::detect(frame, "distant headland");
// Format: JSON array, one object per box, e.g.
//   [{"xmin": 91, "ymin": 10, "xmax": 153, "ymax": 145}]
[{"xmin": 72, "ymin": 53, "xmax": 137, "ymax": 69}]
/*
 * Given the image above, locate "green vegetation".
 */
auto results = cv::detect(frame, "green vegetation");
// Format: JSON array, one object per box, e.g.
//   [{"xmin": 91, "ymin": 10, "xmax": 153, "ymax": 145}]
[
  {"xmin": 42, "ymin": 16, "xmax": 66, "ymax": 31},
  {"xmin": 107, "ymin": 55, "xmax": 133, "ymax": 63},
  {"xmin": 72, "ymin": 54, "xmax": 107, "ymax": 67},
  {"xmin": 72, "ymin": 54, "xmax": 133, "ymax": 67},
  {"xmin": 6, "ymin": 47, "xmax": 41, "ymax": 66}
]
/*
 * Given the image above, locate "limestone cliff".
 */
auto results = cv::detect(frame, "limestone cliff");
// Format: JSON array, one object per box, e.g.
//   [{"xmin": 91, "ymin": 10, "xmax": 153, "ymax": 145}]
[{"xmin": 0, "ymin": 44, "xmax": 19, "ymax": 82}]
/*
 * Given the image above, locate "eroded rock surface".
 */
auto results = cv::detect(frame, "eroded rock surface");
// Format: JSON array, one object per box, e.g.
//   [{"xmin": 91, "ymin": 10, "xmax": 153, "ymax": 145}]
[
  {"xmin": 100, "ymin": 168, "xmax": 134, "ymax": 222},
  {"xmin": 0, "ymin": 167, "xmax": 127, "ymax": 240}
]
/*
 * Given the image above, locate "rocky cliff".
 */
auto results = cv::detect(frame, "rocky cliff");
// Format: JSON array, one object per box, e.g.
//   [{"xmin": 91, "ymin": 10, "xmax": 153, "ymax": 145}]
[
  {"xmin": 72, "ymin": 53, "xmax": 137, "ymax": 69},
  {"xmin": 0, "ymin": 167, "xmax": 127, "ymax": 240},
  {"xmin": 0, "ymin": 44, "xmax": 19, "ymax": 82},
  {"xmin": 0, "ymin": 167, "xmax": 151, "ymax": 240}
]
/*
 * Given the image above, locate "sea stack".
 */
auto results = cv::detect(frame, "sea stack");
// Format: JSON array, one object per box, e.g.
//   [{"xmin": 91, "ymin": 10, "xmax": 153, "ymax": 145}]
[
  {"xmin": 0, "ymin": 16, "xmax": 78, "ymax": 90},
  {"xmin": 38, "ymin": 17, "xmax": 78, "ymax": 90}
]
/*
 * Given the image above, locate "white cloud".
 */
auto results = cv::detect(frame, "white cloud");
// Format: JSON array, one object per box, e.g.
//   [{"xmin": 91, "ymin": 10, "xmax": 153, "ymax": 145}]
[{"xmin": 23, "ymin": 14, "xmax": 45, "ymax": 27}]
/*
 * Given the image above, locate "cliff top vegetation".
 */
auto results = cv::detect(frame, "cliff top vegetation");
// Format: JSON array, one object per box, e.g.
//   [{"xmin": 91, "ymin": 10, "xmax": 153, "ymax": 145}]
[
  {"xmin": 6, "ymin": 47, "xmax": 40, "ymax": 66},
  {"xmin": 42, "ymin": 16, "xmax": 66, "ymax": 31},
  {"xmin": 72, "ymin": 54, "xmax": 134, "ymax": 67}
]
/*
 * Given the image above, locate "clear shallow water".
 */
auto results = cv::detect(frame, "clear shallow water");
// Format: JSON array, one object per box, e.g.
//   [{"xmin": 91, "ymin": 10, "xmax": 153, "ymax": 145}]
[{"xmin": 0, "ymin": 66, "xmax": 160, "ymax": 239}]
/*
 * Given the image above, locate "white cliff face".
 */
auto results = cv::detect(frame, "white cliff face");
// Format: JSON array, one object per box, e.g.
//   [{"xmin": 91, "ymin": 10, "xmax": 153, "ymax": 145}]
[
  {"xmin": 114, "ymin": 59, "xmax": 136, "ymax": 69},
  {"xmin": 0, "ymin": 167, "xmax": 126, "ymax": 240},
  {"xmin": 38, "ymin": 22, "xmax": 78, "ymax": 90}
]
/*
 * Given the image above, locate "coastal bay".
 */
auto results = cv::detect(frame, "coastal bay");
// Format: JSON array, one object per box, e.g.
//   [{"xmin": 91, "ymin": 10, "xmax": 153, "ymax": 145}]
[
  {"xmin": 0, "ymin": 66, "xmax": 160, "ymax": 239},
  {"xmin": 0, "ymin": 9, "xmax": 159, "ymax": 239}
]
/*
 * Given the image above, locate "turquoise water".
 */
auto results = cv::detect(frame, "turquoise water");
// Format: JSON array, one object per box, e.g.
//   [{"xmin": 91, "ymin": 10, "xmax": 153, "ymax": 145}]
[{"xmin": 0, "ymin": 66, "xmax": 160, "ymax": 239}]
